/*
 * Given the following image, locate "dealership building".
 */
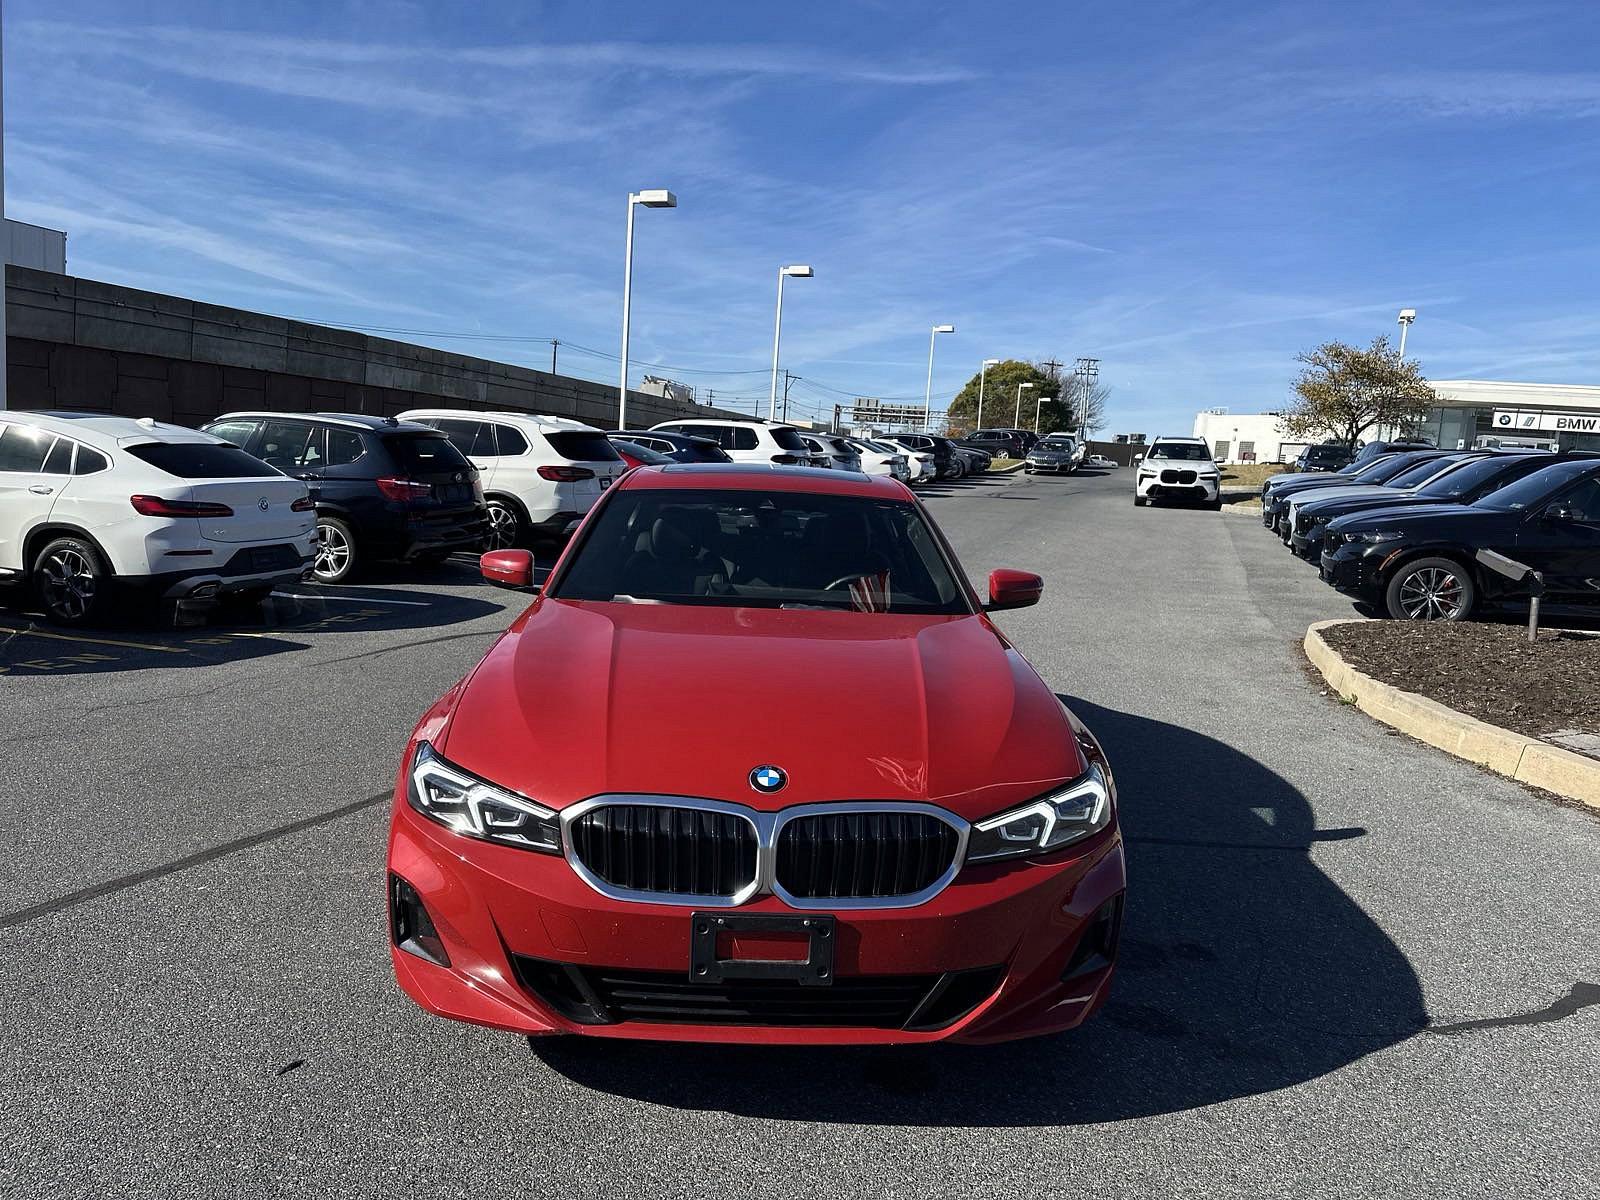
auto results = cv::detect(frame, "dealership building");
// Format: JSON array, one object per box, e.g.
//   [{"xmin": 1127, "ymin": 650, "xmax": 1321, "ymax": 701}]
[{"xmin": 1194, "ymin": 379, "xmax": 1600, "ymax": 464}]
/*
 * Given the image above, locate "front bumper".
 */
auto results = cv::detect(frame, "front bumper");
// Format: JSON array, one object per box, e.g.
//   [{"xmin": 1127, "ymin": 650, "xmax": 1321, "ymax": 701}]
[
  {"xmin": 1320, "ymin": 544, "xmax": 1384, "ymax": 598},
  {"xmin": 1137, "ymin": 475, "xmax": 1219, "ymax": 502},
  {"xmin": 388, "ymin": 798, "xmax": 1125, "ymax": 1044}
]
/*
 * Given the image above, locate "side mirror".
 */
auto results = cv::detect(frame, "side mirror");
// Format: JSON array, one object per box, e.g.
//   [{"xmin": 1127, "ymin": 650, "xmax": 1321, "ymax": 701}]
[
  {"xmin": 986, "ymin": 568, "xmax": 1043, "ymax": 611},
  {"xmin": 1133, "ymin": 453, "xmax": 1144, "ymax": 464},
  {"xmin": 1542, "ymin": 504, "xmax": 1577, "ymax": 524},
  {"xmin": 480, "ymin": 549, "xmax": 537, "ymax": 590}
]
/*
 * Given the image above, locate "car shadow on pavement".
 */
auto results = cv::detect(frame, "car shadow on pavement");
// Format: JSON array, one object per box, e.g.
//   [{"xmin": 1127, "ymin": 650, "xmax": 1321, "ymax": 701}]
[
  {"xmin": 532, "ymin": 697, "xmax": 1427, "ymax": 1125},
  {"xmin": 0, "ymin": 572, "xmax": 510, "ymax": 677}
]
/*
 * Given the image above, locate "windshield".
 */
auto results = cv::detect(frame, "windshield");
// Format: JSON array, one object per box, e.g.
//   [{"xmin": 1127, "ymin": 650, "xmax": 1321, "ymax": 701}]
[
  {"xmin": 1473, "ymin": 460, "xmax": 1596, "ymax": 511},
  {"xmin": 125, "ymin": 442, "xmax": 281, "ymax": 479},
  {"xmin": 552, "ymin": 488, "xmax": 970, "ymax": 614},
  {"xmin": 1149, "ymin": 443, "xmax": 1211, "ymax": 461},
  {"xmin": 1416, "ymin": 456, "xmax": 1536, "ymax": 500},
  {"xmin": 1389, "ymin": 454, "xmax": 1469, "ymax": 489},
  {"xmin": 770, "ymin": 427, "xmax": 809, "ymax": 452},
  {"xmin": 1039, "ymin": 438, "xmax": 1074, "ymax": 451}
]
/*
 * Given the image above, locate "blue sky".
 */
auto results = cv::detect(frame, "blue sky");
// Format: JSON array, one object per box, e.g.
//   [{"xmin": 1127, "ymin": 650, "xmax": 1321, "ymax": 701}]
[{"xmin": 8, "ymin": 1, "xmax": 1600, "ymax": 433}]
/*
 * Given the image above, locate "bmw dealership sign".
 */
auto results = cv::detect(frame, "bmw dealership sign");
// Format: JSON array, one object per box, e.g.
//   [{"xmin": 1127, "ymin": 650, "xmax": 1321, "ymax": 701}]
[{"xmin": 1493, "ymin": 409, "xmax": 1600, "ymax": 433}]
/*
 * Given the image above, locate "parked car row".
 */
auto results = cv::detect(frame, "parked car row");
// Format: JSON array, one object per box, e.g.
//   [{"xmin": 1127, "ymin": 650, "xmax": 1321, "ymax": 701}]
[
  {"xmin": 1258, "ymin": 444, "xmax": 1600, "ymax": 620},
  {"xmin": 0, "ymin": 407, "xmax": 997, "ymax": 625}
]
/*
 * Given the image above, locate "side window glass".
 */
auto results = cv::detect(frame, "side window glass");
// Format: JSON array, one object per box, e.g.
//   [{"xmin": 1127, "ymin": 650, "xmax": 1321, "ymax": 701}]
[
  {"xmin": 299, "ymin": 427, "xmax": 327, "ymax": 468},
  {"xmin": 1559, "ymin": 478, "xmax": 1600, "ymax": 523},
  {"xmin": 0, "ymin": 425, "xmax": 54, "ymax": 473},
  {"xmin": 206, "ymin": 420, "xmax": 260, "ymax": 449},
  {"xmin": 434, "ymin": 419, "xmax": 482, "ymax": 456},
  {"xmin": 73, "ymin": 446, "xmax": 110, "ymax": 475},
  {"xmin": 325, "ymin": 429, "xmax": 365, "ymax": 466},
  {"xmin": 494, "ymin": 425, "xmax": 529, "ymax": 456},
  {"xmin": 42, "ymin": 437, "xmax": 75, "ymax": 475},
  {"xmin": 256, "ymin": 421, "xmax": 313, "ymax": 470}
]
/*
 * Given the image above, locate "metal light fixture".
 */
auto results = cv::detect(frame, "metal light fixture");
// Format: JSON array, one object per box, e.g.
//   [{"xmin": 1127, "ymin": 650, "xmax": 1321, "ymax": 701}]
[
  {"xmin": 768, "ymin": 265, "xmax": 814, "ymax": 419},
  {"xmin": 617, "ymin": 189, "xmax": 677, "ymax": 430}
]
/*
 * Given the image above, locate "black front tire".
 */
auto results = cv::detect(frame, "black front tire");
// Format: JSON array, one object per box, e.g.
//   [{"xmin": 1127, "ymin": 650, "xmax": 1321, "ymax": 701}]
[
  {"xmin": 33, "ymin": 536, "xmax": 113, "ymax": 626},
  {"xmin": 1384, "ymin": 556, "xmax": 1478, "ymax": 621}
]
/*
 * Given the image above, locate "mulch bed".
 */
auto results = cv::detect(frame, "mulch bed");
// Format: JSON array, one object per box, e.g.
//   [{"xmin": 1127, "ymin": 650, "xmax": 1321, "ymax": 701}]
[{"xmin": 1321, "ymin": 621, "xmax": 1600, "ymax": 742}]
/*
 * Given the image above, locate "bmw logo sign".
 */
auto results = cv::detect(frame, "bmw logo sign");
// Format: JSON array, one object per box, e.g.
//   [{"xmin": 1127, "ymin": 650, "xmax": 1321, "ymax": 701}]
[
  {"xmin": 749, "ymin": 765, "xmax": 787, "ymax": 794},
  {"xmin": 258, "ymin": 497, "xmax": 270, "ymax": 511}
]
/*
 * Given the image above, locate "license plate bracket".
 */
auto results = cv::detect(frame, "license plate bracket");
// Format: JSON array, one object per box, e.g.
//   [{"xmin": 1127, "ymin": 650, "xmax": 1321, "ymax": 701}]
[{"xmin": 690, "ymin": 912, "xmax": 835, "ymax": 986}]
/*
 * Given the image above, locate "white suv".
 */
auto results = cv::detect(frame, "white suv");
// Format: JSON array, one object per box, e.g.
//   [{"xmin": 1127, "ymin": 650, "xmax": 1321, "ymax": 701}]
[
  {"xmin": 1134, "ymin": 436, "xmax": 1222, "ymax": 509},
  {"xmin": 399, "ymin": 410, "xmax": 625, "ymax": 549},
  {"xmin": 0, "ymin": 410, "xmax": 315, "ymax": 625},
  {"xmin": 649, "ymin": 418, "xmax": 828, "ymax": 468}
]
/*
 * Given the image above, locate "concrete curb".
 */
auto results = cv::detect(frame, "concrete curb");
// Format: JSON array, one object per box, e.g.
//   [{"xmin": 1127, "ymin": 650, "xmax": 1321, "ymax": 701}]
[
  {"xmin": 1303, "ymin": 619, "xmax": 1600, "ymax": 810},
  {"xmin": 986, "ymin": 462, "xmax": 1028, "ymax": 475}
]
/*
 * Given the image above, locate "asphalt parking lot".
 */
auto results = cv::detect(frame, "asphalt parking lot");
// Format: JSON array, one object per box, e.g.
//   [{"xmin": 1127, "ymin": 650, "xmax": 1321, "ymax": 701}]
[{"xmin": 3, "ymin": 468, "xmax": 1597, "ymax": 1199}]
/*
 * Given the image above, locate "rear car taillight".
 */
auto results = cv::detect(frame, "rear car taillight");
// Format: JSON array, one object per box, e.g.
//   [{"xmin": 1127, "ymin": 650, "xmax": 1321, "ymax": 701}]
[
  {"xmin": 771, "ymin": 454, "xmax": 806, "ymax": 465},
  {"xmin": 291, "ymin": 496, "xmax": 316, "ymax": 512},
  {"xmin": 130, "ymin": 495, "xmax": 234, "ymax": 518},
  {"xmin": 377, "ymin": 476, "xmax": 433, "ymax": 501},
  {"xmin": 537, "ymin": 465, "xmax": 595, "ymax": 482}
]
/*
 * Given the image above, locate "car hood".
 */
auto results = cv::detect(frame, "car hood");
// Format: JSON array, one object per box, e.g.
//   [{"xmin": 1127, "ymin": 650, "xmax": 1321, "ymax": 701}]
[
  {"xmin": 440, "ymin": 599, "xmax": 1085, "ymax": 820},
  {"xmin": 1292, "ymin": 483, "xmax": 1409, "ymax": 509},
  {"xmin": 1326, "ymin": 502, "xmax": 1515, "ymax": 533}
]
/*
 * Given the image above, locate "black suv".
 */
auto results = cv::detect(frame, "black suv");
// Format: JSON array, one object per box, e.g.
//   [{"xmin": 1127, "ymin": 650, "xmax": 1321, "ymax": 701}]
[
  {"xmin": 1321, "ymin": 457, "xmax": 1600, "ymax": 620},
  {"xmin": 962, "ymin": 429, "xmax": 1031, "ymax": 458},
  {"xmin": 201, "ymin": 413, "xmax": 488, "ymax": 583},
  {"xmin": 897, "ymin": 434, "xmax": 964, "ymax": 478},
  {"xmin": 1295, "ymin": 443, "xmax": 1355, "ymax": 472}
]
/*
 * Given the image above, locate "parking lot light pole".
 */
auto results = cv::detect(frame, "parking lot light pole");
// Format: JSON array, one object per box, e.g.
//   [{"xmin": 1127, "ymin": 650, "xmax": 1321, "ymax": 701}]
[
  {"xmin": 975, "ymin": 358, "xmax": 999, "ymax": 431},
  {"xmin": 617, "ymin": 189, "xmax": 677, "ymax": 430},
  {"xmin": 1014, "ymin": 382, "xmax": 1034, "ymax": 426},
  {"xmin": 923, "ymin": 324, "xmax": 955, "ymax": 430},
  {"xmin": 1397, "ymin": 308, "xmax": 1417, "ymax": 358},
  {"xmin": 768, "ymin": 265, "xmax": 813, "ymax": 419},
  {"xmin": 1035, "ymin": 395, "xmax": 1053, "ymax": 433}
]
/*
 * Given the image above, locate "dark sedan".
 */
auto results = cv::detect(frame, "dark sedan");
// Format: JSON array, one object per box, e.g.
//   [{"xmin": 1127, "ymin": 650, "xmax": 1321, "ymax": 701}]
[{"xmin": 1320, "ymin": 458, "xmax": 1600, "ymax": 620}]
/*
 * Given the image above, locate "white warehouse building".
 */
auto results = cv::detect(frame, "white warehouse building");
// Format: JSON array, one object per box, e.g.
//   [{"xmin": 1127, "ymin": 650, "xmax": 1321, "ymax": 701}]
[{"xmin": 1194, "ymin": 379, "xmax": 1600, "ymax": 464}]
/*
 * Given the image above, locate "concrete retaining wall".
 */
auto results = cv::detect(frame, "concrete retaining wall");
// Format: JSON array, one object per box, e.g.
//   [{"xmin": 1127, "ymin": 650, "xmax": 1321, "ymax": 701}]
[{"xmin": 3, "ymin": 266, "xmax": 744, "ymax": 430}]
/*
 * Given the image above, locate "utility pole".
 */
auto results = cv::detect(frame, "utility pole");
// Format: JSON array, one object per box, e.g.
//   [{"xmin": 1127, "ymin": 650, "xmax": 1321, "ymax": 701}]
[
  {"xmin": 550, "ymin": 340, "xmax": 558, "ymax": 374},
  {"xmin": 782, "ymin": 370, "xmax": 795, "ymax": 423},
  {"xmin": 1073, "ymin": 357, "xmax": 1100, "ymax": 435}
]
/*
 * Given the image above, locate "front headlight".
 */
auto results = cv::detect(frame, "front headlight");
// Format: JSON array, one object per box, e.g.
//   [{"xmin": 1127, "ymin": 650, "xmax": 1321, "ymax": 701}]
[
  {"xmin": 966, "ymin": 763, "xmax": 1111, "ymax": 864},
  {"xmin": 407, "ymin": 741, "xmax": 562, "ymax": 854},
  {"xmin": 1346, "ymin": 529, "xmax": 1404, "ymax": 544}
]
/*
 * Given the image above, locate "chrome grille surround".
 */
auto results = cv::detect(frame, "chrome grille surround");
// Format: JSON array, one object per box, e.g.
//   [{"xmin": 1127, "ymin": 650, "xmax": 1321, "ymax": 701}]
[{"xmin": 561, "ymin": 796, "xmax": 970, "ymax": 910}]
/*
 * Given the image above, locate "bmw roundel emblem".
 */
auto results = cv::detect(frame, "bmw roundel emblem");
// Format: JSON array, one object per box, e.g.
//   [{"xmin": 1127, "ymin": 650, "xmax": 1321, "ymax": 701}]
[
  {"xmin": 258, "ymin": 497, "xmax": 270, "ymax": 511},
  {"xmin": 749, "ymin": 765, "xmax": 787, "ymax": 794}
]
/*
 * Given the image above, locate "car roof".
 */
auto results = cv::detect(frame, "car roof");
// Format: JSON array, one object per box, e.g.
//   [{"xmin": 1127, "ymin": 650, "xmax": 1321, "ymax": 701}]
[
  {"xmin": 1151, "ymin": 435, "xmax": 1208, "ymax": 444},
  {"xmin": 211, "ymin": 411, "xmax": 441, "ymax": 434},
  {"xmin": 400, "ymin": 408, "xmax": 603, "ymax": 434},
  {"xmin": 615, "ymin": 463, "xmax": 907, "ymax": 498},
  {"xmin": 652, "ymin": 418, "xmax": 796, "ymax": 430},
  {"xmin": 4, "ymin": 410, "xmax": 220, "ymax": 447}
]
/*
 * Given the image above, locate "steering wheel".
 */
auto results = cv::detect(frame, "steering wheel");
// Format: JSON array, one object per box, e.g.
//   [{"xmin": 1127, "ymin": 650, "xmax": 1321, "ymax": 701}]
[{"xmin": 823, "ymin": 573, "xmax": 869, "ymax": 591}]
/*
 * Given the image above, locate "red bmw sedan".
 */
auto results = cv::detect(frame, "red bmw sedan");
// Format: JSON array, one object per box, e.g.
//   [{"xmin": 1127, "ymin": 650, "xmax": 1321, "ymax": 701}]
[{"xmin": 387, "ymin": 465, "xmax": 1125, "ymax": 1044}]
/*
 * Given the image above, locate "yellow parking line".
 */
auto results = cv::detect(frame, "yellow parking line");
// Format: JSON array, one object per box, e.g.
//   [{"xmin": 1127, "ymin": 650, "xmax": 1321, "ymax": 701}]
[{"xmin": 0, "ymin": 625, "xmax": 192, "ymax": 654}]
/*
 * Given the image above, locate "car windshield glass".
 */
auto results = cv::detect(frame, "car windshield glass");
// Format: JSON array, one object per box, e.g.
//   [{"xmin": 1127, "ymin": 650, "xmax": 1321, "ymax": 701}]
[
  {"xmin": 1390, "ymin": 455, "xmax": 1467, "ymax": 489},
  {"xmin": 1039, "ymin": 439, "xmax": 1074, "ymax": 450},
  {"xmin": 1417, "ymin": 456, "xmax": 1535, "ymax": 499},
  {"xmin": 1149, "ymin": 443, "xmax": 1210, "ymax": 460},
  {"xmin": 125, "ymin": 442, "xmax": 280, "ymax": 479},
  {"xmin": 382, "ymin": 434, "xmax": 472, "ymax": 473},
  {"xmin": 770, "ymin": 427, "xmax": 808, "ymax": 452},
  {"xmin": 1344, "ymin": 454, "xmax": 1407, "ymax": 482},
  {"xmin": 1473, "ymin": 461, "xmax": 1596, "ymax": 510},
  {"xmin": 546, "ymin": 431, "xmax": 622, "ymax": 462},
  {"xmin": 552, "ymin": 488, "xmax": 970, "ymax": 614}
]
